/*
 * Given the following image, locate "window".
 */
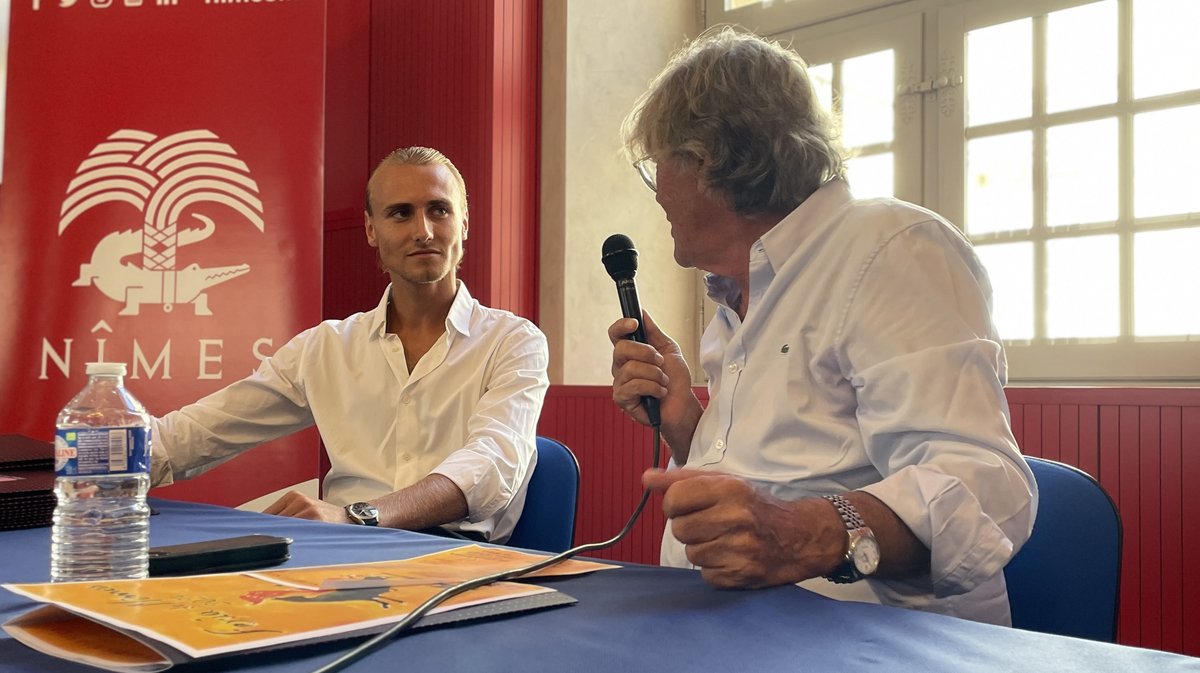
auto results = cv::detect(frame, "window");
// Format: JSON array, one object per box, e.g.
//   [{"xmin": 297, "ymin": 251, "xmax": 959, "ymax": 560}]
[
  {"xmin": 705, "ymin": 0, "xmax": 1200, "ymax": 383},
  {"xmin": 940, "ymin": 0, "xmax": 1200, "ymax": 381},
  {"xmin": 812, "ymin": 49, "xmax": 899, "ymax": 200},
  {"xmin": 706, "ymin": 0, "xmax": 903, "ymax": 31}
]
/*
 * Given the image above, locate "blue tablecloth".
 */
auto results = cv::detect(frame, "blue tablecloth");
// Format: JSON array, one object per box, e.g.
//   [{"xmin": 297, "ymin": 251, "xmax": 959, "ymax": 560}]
[{"xmin": 2, "ymin": 498, "xmax": 1197, "ymax": 673}]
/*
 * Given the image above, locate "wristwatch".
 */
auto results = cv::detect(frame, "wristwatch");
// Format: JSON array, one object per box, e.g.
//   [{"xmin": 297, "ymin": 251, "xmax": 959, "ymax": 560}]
[
  {"xmin": 822, "ymin": 494, "xmax": 880, "ymax": 583},
  {"xmin": 345, "ymin": 501, "xmax": 380, "ymax": 526}
]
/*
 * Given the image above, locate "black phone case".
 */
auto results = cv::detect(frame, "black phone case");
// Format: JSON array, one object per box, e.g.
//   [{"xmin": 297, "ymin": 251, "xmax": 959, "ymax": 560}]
[{"xmin": 148, "ymin": 534, "xmax": 292, "ymax": 576}]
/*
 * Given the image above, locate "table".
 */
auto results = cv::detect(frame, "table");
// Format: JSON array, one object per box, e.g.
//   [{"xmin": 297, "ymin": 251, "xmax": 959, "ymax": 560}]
[{"xmin": 2, "ymin": 499, "xmax": 1197, "ymax": 673}]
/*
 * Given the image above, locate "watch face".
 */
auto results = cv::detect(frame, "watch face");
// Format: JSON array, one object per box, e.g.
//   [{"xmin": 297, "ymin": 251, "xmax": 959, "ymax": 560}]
[
  {"xmin": 851, "ymin": 535, "xmax": 881, "ymax": 576},
  {"xmin": 347, "ymin": 502, "xmax": 379, "ymax": 524}
]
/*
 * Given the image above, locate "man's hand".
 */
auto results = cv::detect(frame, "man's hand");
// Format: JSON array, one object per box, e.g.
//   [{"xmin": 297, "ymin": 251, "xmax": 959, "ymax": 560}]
[
  {"xmin": 609, "ymin": 310, "xmax": 703, "ymax": 462},
  {"xmin": 263, "ymin": 491, "xmax": 354, "ymax": 524},
  {"xmin": 643, "ymin": 468, "xmax": 846, "ymax": 589}
]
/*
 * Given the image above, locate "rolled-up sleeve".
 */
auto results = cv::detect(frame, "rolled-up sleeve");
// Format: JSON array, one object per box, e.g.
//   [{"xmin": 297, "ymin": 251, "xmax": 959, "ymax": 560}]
[
  {"xmin": 841, "ymin": 221, "xmax": 1038, "ymax": 597},
  {"xmin": 431, "ymin": 324, "xmax": 549, "ymax": 522},
  {"xmin": 151, "ymin": 331, "xmax": 316, "ymax": 486}
]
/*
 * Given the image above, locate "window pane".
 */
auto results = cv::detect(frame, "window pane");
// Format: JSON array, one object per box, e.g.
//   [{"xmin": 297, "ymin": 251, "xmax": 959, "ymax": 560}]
[
  {"xmin": 1134, "ymin": 104, "xmax": 1200, "ymax": 218},
  {"xmin": 1046, "ymin": 235, "xmax": 1120, "ymax": 339},
  {"xmin": 1134, "ymin": 0, "xmax": 1200, "ymax": 99},
  {"xmin": 841, "ymin": 49, "xmax": 893, "ymax": 148},
  {"xmin": 1046, "ymin": 118, "xmax": 1118, "ymax": 226},
  {"xmin": 1047, "ymin": 0, "xmax": 1117, "ymax": 114},
  {"xmin": 966, "ymin": 132, "xmax": 1032, "ymax": 235},
  {"xmin": 809, "ymin": 62, "xmax": 834, "ymax": 117},
  {"xmin": 967, "ymin": 19, "xmax": 1032, "ymax": 126},
  {"xmin": 973, "ymin": 242, "xmax": 1034, "ymax": 341},
  {"xmin": 1134, "ymin": 229, "xmax": 1200, "ymax": 336},
  {"xmin": 846, "ymin": 152, "xmax": 893, "ymax": 199}
]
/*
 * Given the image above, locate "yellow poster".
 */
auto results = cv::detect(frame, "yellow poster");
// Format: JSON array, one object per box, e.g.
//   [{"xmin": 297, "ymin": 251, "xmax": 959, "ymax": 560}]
[{"xmin": 3, "ymin": 545, "xmax": 616, "ymax": 671}]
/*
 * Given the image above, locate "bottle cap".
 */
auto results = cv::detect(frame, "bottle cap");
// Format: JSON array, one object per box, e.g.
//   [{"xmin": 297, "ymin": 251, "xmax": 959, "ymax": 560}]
[{"xmin": 85, "ymin": 362, "xmax": 128, "ymax": 376}]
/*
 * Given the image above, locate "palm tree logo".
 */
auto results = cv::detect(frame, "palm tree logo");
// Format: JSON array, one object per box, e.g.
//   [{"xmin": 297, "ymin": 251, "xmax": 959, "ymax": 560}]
[{"xmin": 60, "ymin": 128, "xmax": 264, "ymax": 316}]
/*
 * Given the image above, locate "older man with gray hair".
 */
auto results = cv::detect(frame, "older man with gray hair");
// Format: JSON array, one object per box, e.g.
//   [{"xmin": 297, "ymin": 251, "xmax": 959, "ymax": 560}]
[{"xmin": 609, "ymin": 28, "xmax": 1037, "ymax": 625}]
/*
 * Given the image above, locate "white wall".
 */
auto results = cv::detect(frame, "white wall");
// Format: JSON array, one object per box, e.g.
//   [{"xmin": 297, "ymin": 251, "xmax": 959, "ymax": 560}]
[{"xmin": 540, "ymin": 0, "xmax": 702, "ymax": 385}]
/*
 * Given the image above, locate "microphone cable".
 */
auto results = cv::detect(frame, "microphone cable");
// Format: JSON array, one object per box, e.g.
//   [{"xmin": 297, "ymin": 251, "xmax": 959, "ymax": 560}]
[{"xmin": 312, "ymin": 425, "xmax": 663, "ymax": 673}]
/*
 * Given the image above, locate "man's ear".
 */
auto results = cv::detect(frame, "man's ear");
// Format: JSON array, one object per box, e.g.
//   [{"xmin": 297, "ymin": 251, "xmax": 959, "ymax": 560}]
[{"xmin": 364, "ymin": 211, "xmax": 378, "ymax": 247}]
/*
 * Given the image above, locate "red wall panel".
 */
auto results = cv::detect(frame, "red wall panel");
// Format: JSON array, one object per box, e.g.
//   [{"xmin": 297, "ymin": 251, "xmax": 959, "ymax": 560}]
[
  {"xmin": 324, "ymin": 0, "xmax": 372, "ymax": 224},
  {"xmin": 537, "ymin": 386, "xmax": 666, "ymax": 563},
  {"xmin": 365, "ymin": 0, "xmax": 539, "ymax": 320},
  {"xmin": 1182, "ymin": 407, "xmax": 1200, "ymax": 656},
  {"xmin": 1119, "ymin": 405, "xmax": 1142, "ymax": 642},
  {"xmin": 1161, "ymin": 406, "xmax": 1184, "ymax": 652}
]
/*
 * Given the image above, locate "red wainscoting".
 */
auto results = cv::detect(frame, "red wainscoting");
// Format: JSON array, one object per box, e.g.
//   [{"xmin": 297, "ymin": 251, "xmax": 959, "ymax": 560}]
[
  {"xmin": 1006, "ymin": 387, "xmax": 1200, "ymax": 654},
  {"xmin": 536, "ymin": 387, "xmax": 667, "ymax": 565},
  {"xmin": 538, "ymin": 385, "xmax": 1200, "ymax": 655}
]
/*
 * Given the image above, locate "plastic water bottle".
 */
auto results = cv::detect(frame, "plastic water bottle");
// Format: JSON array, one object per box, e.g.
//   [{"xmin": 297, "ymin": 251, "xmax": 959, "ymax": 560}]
[{"xmin": 51, "ymin": 362, "xmax": 152, "ymax": 582}]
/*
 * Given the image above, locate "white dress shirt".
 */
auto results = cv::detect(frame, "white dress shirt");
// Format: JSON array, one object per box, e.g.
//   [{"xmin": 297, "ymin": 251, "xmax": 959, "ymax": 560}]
[
  {"xmin": 152, "ymin": 283, "xmax": 549, "ymax": 542},
  {"xmin": 661, "ymin": 180, "xmax": 1038, "ymax": 625}
]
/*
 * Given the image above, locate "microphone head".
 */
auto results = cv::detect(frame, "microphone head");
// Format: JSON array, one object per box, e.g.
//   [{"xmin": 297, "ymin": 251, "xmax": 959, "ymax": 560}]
[{"xmin": 602, "ymin": 234, "xmax": 638, "ymax": 280}]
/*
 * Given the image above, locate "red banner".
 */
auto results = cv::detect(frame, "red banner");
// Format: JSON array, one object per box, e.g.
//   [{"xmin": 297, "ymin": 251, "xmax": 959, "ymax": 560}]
[{"xmin": 0, "ymin": 0, "xmax": 326, "ymax": 506}]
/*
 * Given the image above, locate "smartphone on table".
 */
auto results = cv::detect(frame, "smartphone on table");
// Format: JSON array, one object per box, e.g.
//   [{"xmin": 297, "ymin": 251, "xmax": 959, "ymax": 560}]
[{"xmin": 148, "ymin": 534, "xmax": 292, "ymax": 576}]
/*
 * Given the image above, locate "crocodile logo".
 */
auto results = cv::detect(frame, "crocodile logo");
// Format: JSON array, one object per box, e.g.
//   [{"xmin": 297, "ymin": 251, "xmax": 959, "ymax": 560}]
[{"xmin": 59, "ymin": 129, "xmax": 264, "ymax": 316}]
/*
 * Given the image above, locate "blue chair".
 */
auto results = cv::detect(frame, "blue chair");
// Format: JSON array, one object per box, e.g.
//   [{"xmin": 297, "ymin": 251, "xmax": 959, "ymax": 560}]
[
  {"xmin": 506, "ymin": 436, "xmax": 580, "ymax": 553},
  {"xmin": 1004, "ymin": 456, "xmax": 1122, "ymax": 642}
]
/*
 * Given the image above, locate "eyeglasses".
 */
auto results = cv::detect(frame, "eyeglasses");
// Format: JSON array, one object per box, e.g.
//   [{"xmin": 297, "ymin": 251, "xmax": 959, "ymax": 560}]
[{"xmin": 633, "ymin": 156, "xmax": 657, "ymax": 193}]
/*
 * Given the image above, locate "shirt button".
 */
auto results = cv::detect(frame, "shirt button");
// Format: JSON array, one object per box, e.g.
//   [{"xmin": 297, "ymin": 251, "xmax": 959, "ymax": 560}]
[
  {"xmin": 727, "ymin": 363, "xmax": 739, "ymax": 373},
  {"xmin": 402, "ymin": 453, "xmax": 413, "ymax": 462},
  {"xmin": 714, "ymin": 439, "xmax": 725, "ymax": 450},
  {"xmin": 401, "ymin": 395, "xmax": 412, "ymax": 405}
]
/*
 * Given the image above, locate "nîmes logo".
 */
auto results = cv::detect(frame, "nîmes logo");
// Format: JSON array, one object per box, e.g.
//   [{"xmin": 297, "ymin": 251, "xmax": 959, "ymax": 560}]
[{"xmin": 59, "ymin": 129, "xmax": 263, "ymax": 316}]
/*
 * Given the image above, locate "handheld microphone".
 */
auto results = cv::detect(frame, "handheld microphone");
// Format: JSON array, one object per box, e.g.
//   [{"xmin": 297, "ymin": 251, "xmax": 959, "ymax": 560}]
[{"xmin": 602, "ymin": 234, "xmax": 661, "ymax": 428}]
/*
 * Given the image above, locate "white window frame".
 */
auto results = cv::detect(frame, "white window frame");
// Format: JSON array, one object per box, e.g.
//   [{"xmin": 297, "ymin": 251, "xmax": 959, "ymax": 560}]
[
  {"xmin": 939, "ymin": 0, "xmax": 1200, "ymax": 383},
  {"xmin": 705, "ymin": 0, "xmax": 909, "ymax": 34}
]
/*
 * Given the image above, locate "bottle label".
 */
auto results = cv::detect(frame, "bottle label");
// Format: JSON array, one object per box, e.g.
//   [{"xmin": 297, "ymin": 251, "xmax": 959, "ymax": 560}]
[{"xmin": 55, "ymin": 427, "xmax": 151, "ymax": 476}]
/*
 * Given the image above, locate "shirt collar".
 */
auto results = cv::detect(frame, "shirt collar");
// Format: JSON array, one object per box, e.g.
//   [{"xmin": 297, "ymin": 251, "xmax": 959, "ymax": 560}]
[
  {"xmin": 446, "ymin": 281, "xmax": 474, "ymax": 338},
  {"xmin": 369, "ymin": 281, "xmax": 475, "ymax": 339},
  {"xmin": 704, "ymin": 179, "xmax": 854, "ymax": 311}
]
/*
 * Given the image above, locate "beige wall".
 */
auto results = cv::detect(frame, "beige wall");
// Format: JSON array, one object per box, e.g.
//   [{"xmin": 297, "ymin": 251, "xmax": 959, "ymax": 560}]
[{"xmin": 540, "ymin": 0, "xmax": 702, "ymax": 385}]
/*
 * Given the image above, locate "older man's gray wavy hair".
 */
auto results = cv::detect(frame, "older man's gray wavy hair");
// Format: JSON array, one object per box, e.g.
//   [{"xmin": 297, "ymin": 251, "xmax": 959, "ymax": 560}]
[{"xmin": 622, "ymin": 27, "xmax": 847, "ymax": 216}]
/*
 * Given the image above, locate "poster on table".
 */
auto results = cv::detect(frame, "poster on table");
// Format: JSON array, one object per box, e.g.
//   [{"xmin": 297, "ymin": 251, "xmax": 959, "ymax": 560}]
[
  {"xmin": 0, "ymin": 0, "xmax": 326, "ymax": 505},
  {"xmin": 3, "ymin": 545, "xmax": 614, "ymax": 671}
]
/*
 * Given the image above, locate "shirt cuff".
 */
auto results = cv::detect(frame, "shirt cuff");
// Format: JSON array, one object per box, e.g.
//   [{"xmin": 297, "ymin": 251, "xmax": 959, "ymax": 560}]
[
  {"xmin": 431, "ymin": 451, "xmax": 510, "ymax": 523},
  {"xmin": 860, "ymin": 465, "xmax": 1016, "ymax": 597}
]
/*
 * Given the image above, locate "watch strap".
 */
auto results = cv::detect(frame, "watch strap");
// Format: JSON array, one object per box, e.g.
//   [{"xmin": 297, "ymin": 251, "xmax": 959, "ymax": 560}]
[
  {"xmin": 822, "ymin": 494, "xmax": 874, "ymax": 583},
  {"xmin": 824, "ymin": 493, "xmax": 867, "ymax": 531}
]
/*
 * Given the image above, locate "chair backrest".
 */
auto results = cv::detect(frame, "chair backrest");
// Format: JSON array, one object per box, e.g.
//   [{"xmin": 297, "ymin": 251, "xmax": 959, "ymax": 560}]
[
  {"xmin": 1004, "ymin": 456, "xmax": 1121, "ymax": 642},
  {"xmin": 505, "ymin": 436, "xmax": 580, "ymax": 553}
]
